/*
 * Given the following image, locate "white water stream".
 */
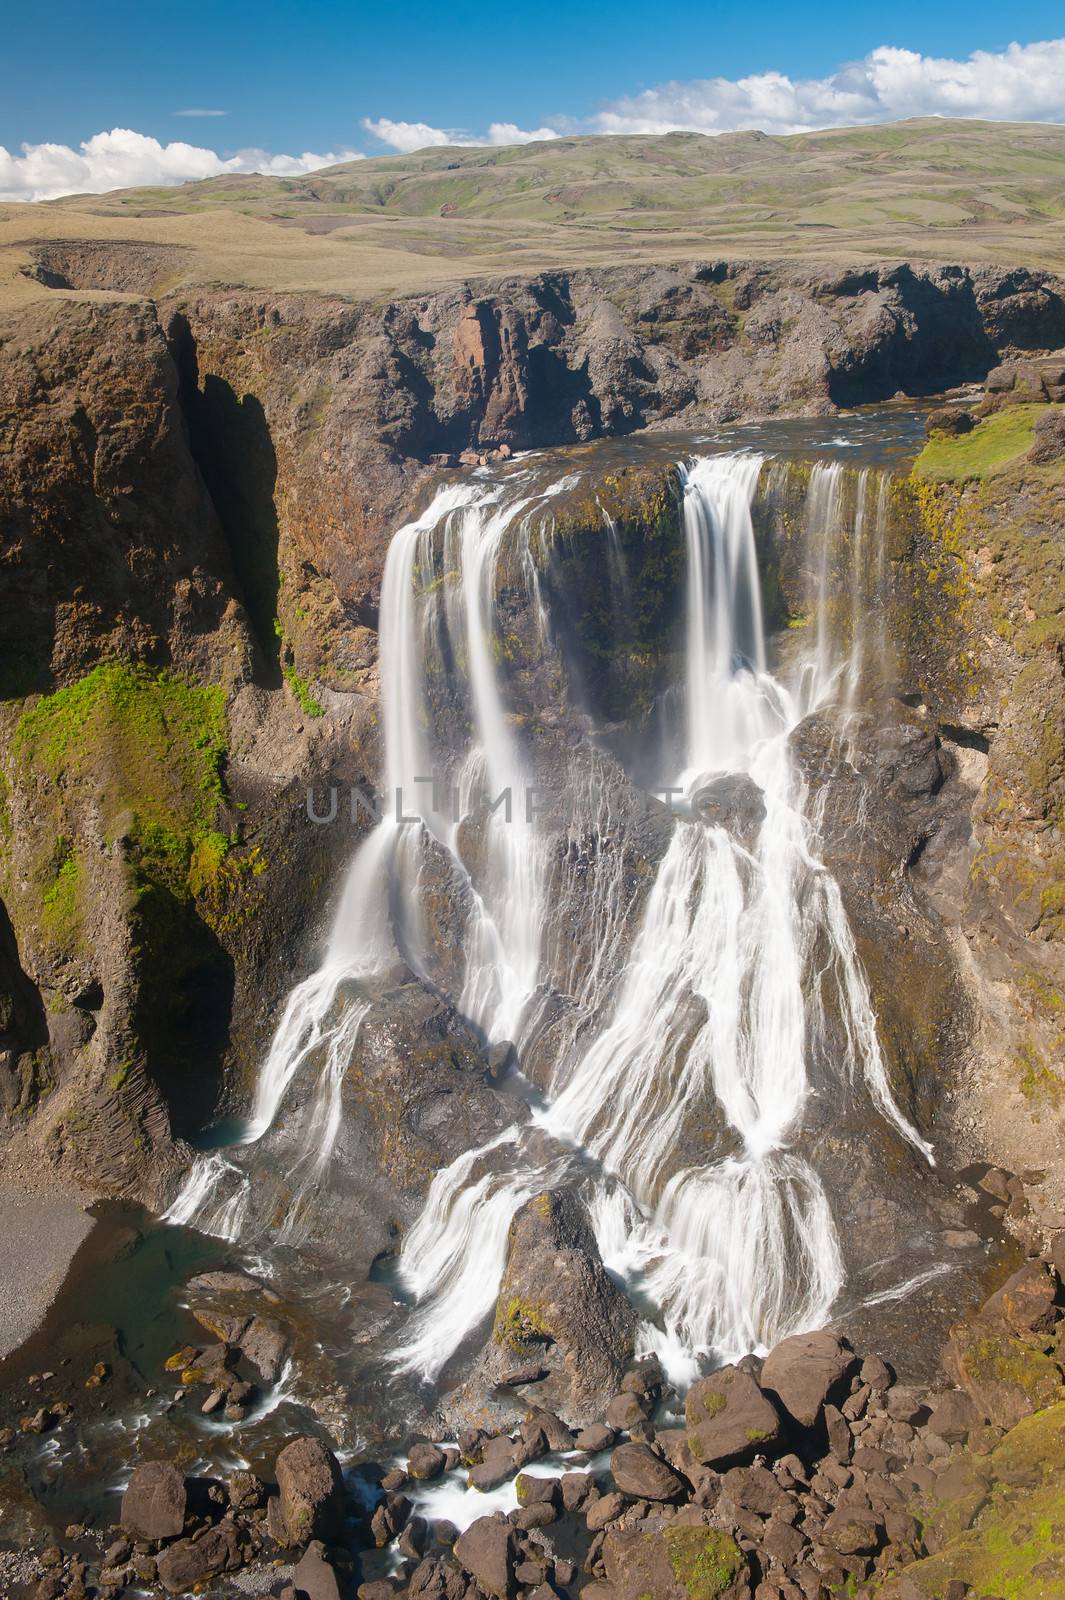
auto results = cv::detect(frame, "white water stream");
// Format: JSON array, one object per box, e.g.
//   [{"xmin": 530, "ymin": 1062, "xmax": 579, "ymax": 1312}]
[{"xmin": 166, "ymin": 448, "xmax": 933, "ymax": 1391}]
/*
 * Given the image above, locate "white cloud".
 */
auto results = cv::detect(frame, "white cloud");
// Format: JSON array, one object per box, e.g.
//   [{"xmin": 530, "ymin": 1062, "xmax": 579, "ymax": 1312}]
[
  {"xmin": 592, "ymin": 38, "xmax": 1065, "ymax": 137},
  {"xmin": 173, "ymin": 108, "xmax": 228, "ymax": 118},
  {"xmin": 361, "ymin": 116, "xmax": 558, "ymax": 153},
  {"xmin": 0, "ymin": 128, "xmax": 362, "ymax": 203}
]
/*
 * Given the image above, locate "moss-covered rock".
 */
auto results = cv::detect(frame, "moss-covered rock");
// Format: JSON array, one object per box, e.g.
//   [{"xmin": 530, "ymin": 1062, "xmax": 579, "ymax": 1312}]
[{"xmin": 602, "ymin": 1524, "xmax": 748, "ymax": 1600}]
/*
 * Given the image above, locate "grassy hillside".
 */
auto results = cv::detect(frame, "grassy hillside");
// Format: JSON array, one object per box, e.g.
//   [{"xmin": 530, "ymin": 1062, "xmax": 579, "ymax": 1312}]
[{"xmin": 3, "ymin": 118, "xmax": 1065, "ymax": 307}]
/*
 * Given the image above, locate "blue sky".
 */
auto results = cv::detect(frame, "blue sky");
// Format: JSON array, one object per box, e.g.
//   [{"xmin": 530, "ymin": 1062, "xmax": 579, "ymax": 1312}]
[{"xmin": 3, "ymin": 4, "xmax": 1065, "ymax": 200}]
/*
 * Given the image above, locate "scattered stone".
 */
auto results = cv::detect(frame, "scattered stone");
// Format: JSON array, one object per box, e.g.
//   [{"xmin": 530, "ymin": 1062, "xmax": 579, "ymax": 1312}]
[{"xmin": 575, "ymin": 1422, "xmax": 616, "ymax": 1452}]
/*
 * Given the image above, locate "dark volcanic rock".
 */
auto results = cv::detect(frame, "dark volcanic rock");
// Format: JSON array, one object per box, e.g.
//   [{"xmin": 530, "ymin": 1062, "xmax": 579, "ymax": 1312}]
[
  {"xmin": 760, "ymin": 1331, "xmax": 857, "ymax": 1428},
  {"xmin": 120, "ymin": 1461, "xmax": 187, "ymax": 1541},
  {"xmin": 610, "ymin": 1443, "xmax": 687, "ymax": 1502},
  {"xmin": 293, "ymin": 1539, "xmax": 343, "ymax": 1600},
  {"xmin": 275, "ymin": 1436, "xmax": 345, "ymax": 1547},
  {"xmin": 453, "ymin": 1515, "xmax": 518, "ymax": 1599},
  {"xmin": 601, "ymin": 1525, "xmax": 749, "ymax": 1600},
  {"xmin": 684, "ymin": 1366, "xmax": 783, "ymax": 1466},
  {"xmin": 453, "ymin": 1187, "xmax": 636, "ymax": 1430},
  {"xmin": 155, "ymin": 1523, "xmax": 241, "ymax": 1594}
]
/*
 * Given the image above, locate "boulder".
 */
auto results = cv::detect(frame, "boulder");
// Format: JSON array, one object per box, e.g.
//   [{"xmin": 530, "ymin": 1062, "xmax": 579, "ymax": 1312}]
[
  {"xmin": 408, "ymin": 1443, "xmax": 447, "ymax": 1481},
  {"xmin": 453, "ymin": 1515, "xmax": 518, "ymax": 1599},
  {"xmin": 293, "ymin": 1540, "xmax": 343, "ymax": 1600},
  {"xmin": 759, "ymin": 1331, "xmax": 856, "ymax": 1428},
  {"xmin": 120, "ymin": 1461, "xmax": 187, "ymax": 1540},
  {"xmin": 602, "ymin": 1524, "xmax": 749, "ymax": 1600},
  {"xmin": 468, "ymin": 1434, "xmax": 517, "ymax": 1491},
  {"xmin": 924, "ymin": 407, "xmax": 974, "ymax": 438},
  {"xmin": 241, "ymin": 1315, "xmax": 289, "ymax": 1383},
  {"xmin": 982, "ymin": 1262, "xmax": 1062, "ymax": 1338},
  {"xmin": 478, "ymin": 1188, "xmax": 637, "ymax": 1428},
  {"xmin": 685, "ymin": 1366, "xmax": 783, "ymax": 1467},
  {"xmin": 155, "ymin": 1523, "xmax": 241, "ymax": 1593},
  {"xmin": 610, "ymin": 1443, "xmax": 687, "ymax": 1502},
  {"xmin": 275, "ymin": 1436, "xmax": 345, "ymax": 1547},
  {"xmin": 943, "ymin": 1315, "xmax": 1063, "ymax": 1431},
  {"xmin": 1030, "ymin": 407, "xmax": 1065, "ymax": 463}
]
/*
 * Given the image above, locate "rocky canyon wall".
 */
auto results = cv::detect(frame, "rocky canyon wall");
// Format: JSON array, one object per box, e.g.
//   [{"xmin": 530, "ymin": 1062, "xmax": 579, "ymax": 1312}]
[{"xmin": 1, "ymin": 257, "xmax": 1064, "ymax": 1207}]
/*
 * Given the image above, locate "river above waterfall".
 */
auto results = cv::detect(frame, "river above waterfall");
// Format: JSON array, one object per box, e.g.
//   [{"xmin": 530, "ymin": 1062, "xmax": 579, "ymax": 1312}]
[{"xmin": 0, "ymin": 401, "xmax": 1014, "ymax": 1542}]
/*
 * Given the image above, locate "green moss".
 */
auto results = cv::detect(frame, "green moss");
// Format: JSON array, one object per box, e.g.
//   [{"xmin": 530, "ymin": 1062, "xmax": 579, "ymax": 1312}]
[
  {"xmin": 40, "ymin": 843, "xmax": 81, "ymax": 946},
  {"xmin": 12, "ymin": 662, "xmax": 230, "ymax": 945},
  {"xmin": 493, "ymin": 1296, "xmax": 551, "ymax": 1351},
  {"xmin": 881, "ymin": 1405, "xmax": 1065, "ymax": 1600},
  {"xmin": 283, "ymin": 663, "xmax": 324, "ymax": 718},
  {"xmin": 662, "ymin": 1526, "xmax": 744, "ymax": 1600},
  {"xmin": 699, "ymin": 1388, "xmax": 728, "ymax": 1418},
  {"xmin": 914, "ymin": 405, "xmax": 1050, "ymax": 482},
  {"xmin": 1015, "ymin": 1039, "xmax": 1064, "ymax": 1111}
]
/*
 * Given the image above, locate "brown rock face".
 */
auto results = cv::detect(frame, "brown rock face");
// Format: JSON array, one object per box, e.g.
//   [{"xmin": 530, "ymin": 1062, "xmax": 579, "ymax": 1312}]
[
  {"xmin": 274, "ymin": 1436, "xmax": 344, "ymax": 1547},
  {"xmin": 759, "ymin": 1330, "xmax": 857, "ymax": 1428},
  {"xmin": 684, "ymin": 1366, "xmax": 784, "ymax": 1467}
]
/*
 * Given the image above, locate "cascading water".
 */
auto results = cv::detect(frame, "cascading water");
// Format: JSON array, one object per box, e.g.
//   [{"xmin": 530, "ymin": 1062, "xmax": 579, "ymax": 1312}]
[{"xmin": 166, "ymin": 441, "xmax": 933, "ymax": 1397}]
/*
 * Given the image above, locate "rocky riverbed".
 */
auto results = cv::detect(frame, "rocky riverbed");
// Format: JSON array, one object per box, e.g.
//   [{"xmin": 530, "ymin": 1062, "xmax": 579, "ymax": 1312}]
[{"xmin": 0, "ymin": 1161, "xmax": 1062, "ymax": 1600}]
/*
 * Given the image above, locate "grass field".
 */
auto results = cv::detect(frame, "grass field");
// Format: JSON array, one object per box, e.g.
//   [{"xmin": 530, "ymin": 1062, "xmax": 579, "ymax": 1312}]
[
  {"xmin": 915, "ymin": 406, "xmax": 1052, "ymax": 482},
  {"xmin": 3, "ymin": 118, "xmax": 1065, "ymax": 310}
]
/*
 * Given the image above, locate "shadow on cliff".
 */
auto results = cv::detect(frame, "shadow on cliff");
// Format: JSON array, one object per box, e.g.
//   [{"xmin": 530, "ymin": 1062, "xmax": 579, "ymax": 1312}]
[
  {"xmin": 168, "ymin": 316, "xmax": 282, "ymax": 686},
  {"xmin": 130, "ymin": 882, "xmax": 234, "ymax": 1138}
]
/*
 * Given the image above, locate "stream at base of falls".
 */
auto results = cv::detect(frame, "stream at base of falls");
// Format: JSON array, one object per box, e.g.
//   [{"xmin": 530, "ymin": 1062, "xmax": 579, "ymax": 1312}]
[{"xmin": 0, "ymin": 404, "xmax": 1020, "ymax": 1535}]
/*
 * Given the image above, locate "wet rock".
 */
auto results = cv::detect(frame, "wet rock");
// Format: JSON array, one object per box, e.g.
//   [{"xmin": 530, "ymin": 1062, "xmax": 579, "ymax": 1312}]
[
  {"xmin": 602, "ymin": 1524, "xmax": 749, "ymax": 1600},
  {"xmin": 760, "ymin": 1331, "xmax": 857, "ymax": 1428},
  {"xmin": 293, "ymin": 1539, "xmax": 343, "ymax": 1600},
  {"xmin": 453, "ymin": 1514, "xmax": 518, "ymax": 1599},
  {"xmin": 467, "ymin": 1188, "xmax": 636, "ymax": 1429},
  {"xmin": 690, "ymin": 773, "xmax": 767, "ymax": 846},
  {"xmin": 468, "ymin": 1434, "xmax": 517, "ymax": 1491},
  {"xmin": 240, "ymin": 1315, "xmax": 290, "ymax": 1382},
  {"xmin": 155, "ymin": 1522, "xmax": 241, "ymax": 1593},
  {"xmin": 275, "ymin": 1436, "xmax": 345, "ymax": 1547},
  {"xmin": 685, "ymin": 1366, "xmax": 783, "ymax": 1467},
  {"xmin": 120, "ymin": 1461, "xmax": 187, "ymax": 1540},
  {"xmin": 408, "ymin": 1443, "xmax": 447, "ymax": 1481},
  {"xmin": 610, "ymin": 1444, "xmax": 687, "ymax": 1502},
  {"xmin": 185, "ymin": 1270, "xmax": 280, "ymax": 1303}
]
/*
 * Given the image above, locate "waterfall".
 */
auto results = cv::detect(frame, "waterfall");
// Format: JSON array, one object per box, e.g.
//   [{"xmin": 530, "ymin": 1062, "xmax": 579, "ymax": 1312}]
[{"xmin": 167, "ymin": 444, "xmax": 933, "ymax": 1395}]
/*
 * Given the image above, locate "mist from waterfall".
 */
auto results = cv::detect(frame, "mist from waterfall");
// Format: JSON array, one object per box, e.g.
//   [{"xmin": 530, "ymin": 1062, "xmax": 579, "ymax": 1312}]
[{"xmin": 165, "ymin": 447, "xmax": 931, "ymax": 1392}]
